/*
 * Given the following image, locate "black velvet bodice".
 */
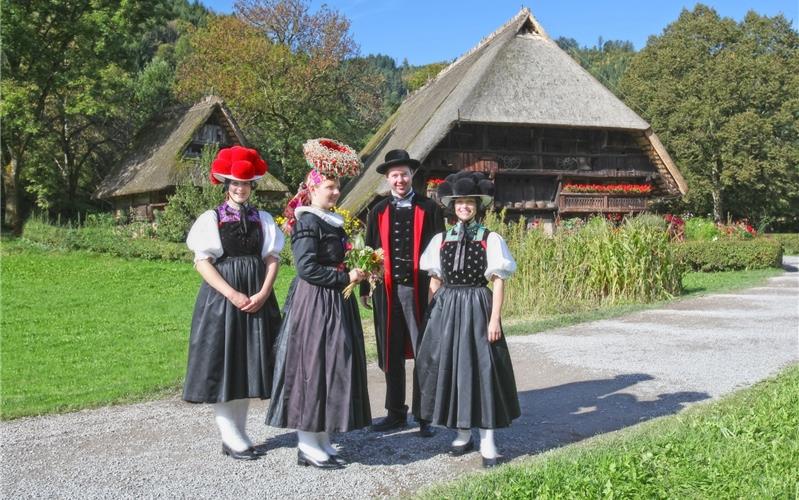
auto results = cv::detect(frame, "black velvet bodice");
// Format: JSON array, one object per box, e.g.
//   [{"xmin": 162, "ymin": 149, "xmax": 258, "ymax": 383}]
[
  {"xmin": 441, "ymin": 232, "xmax": 489, "ymax": 287},
  {"xmin": 220, "ymin": 221, "xmax": 264, "ymax": 258}
]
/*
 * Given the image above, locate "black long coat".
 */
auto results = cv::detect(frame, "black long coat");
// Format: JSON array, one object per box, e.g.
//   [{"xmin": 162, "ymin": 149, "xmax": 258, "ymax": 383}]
[{"xmin": 360, "ymin": 195, "xmax": 445, "ymax": 372}]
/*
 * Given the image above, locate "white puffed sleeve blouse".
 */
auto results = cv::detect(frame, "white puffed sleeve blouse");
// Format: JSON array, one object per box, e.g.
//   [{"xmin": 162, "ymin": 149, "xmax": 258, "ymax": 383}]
[
  {"xmin": 484, "ymin": 232, "xmax": 516, "ymax": 280},
  {"xmin": 420, "ymin": 233, "xmax": 444, "ymax": 279},
  {"xmin": 186, "ymin": 209, "xmax": 285, "ymax": 263}
]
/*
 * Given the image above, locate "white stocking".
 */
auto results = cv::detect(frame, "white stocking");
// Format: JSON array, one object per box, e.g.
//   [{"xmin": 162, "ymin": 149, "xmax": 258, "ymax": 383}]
[
  {"xmin": 231, "ymin": 399, "xmax": 254, "ymax": 448},
  {"xmin": 297, "ymin": 430, "xmax": 329, "ymax": 462},
  {"xmin": 213, "ymin": 401, "xmax": 250, "ymax": 452},
  {"xmin": 317, "ymin": 432, "xmax": 338, "ymax": 456},
  {"xmin": 479, "ymin": 428, "xmax": 498, "ymax": 459},
  {"xmin": 452, "ymin": 429, "xmax": 472, "ymax": 446}
]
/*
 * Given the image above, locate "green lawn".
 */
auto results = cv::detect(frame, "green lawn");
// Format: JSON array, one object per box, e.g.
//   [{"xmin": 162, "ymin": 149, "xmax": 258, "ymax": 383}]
[
  {"xmin": 0, "ymin": 240, "xmax": 296, "ymax": 419},
  {"xmin": 420, "ymin": 364, "xmax": 799, "ymax": 499},
  {"xmin": 0, "ymin": 239, "xmax": 784, "ymax": 419}
]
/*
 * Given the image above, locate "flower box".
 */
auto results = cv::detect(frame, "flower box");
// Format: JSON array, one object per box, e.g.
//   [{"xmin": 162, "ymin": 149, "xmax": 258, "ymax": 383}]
[
  {"xmin": 561, "ymin": 183, "xmax": 652, "ymax": 196},
  {"xmin": 558, "ymin": 193, "xmax": 649, "ymax": 213}
]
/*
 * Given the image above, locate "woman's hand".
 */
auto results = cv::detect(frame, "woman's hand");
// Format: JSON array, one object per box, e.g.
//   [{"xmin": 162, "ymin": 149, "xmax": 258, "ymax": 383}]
[
  {"xmin": 488, "ymin": 318, "xmax": 502, "ymax": 343},
  {"xmin": 349, "ymin": 268, "xmax": 366, "ymax": 283},
  {"xmin": 241, "ymin": 290, "xmax": 268, "ymax": 313},
  {"xmin": 227, "ymin": 290, "xmax": 252, "ymax": 310}
]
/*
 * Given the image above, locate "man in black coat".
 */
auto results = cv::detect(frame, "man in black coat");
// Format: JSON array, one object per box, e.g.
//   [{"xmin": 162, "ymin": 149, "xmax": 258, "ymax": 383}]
[{"xmin": 360, "ymin": 149, "xmax": 445, "ymax": 436}]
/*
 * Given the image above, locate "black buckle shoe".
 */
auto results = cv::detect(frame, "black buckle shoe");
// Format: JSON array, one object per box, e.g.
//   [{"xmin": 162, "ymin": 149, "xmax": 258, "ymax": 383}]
[
  {"xmin": 329, "ymin": 453, "xmax": 348, "ymax": 466},
  {"xmin": 418, "ymin": 421, "xmax": 435, "ymax": 438},
  {"xmin": 222, "ymin": 443, "xmax": 259, "ymax": 460},
  {"xmin": 450, "ymin": 438, "xmax": 474, "ymax": 456},
  {"xmin": 370, "ymin": 414, "xmax": 407, "ymax": 432},
  {"xmin": 482, "ymin": 455, "xmax": 502, "ymax": 468},
  {"xmin": 297, "ymin": 450, "xmax": 344, "ymax": 469}
]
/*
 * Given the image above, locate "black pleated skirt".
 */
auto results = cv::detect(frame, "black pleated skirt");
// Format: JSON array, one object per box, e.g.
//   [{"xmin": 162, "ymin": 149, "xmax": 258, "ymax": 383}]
[
  {"xmin": 417, "ymin": 285, "xmax": 520, "ymax": 429},
  {"xmin": 266, "ymin": 278, "xmax": 372, "ymax": 433},
  {"xmin": 183, "ymin": 255, "xmax": 281, "ymax": 403}
]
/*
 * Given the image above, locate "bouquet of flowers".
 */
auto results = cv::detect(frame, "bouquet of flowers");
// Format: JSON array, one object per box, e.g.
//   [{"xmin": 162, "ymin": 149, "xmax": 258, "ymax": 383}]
[{"xmin": 342, "ymin": 233, "xmax": 384, "ymax": 299}]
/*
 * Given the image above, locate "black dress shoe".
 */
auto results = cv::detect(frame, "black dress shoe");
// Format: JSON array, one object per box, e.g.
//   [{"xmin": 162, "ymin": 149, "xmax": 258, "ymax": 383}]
[
  {"xmin": 370, "ymin": 414, "xmax": 407, "ymax": 432},
  {"xmin": 297, "ymin": 450, "xmax": 343, "ymax": 469},
  {"xmin": 222, "ymin": 443, "xmax": 259, "ymax": 460},
  {"xmin": 249, "ymin": 446, "xmax": 268, "ymax": 456},
  {"xmin": 418, "ymin": 421, "xmax": 435, "ymax": 438},
  {"xmin": 328, "ymin": 453, "xmax": 348, "ymax": 466},
  {"xmin": 450, "ymin": 438, "xmax": 474, "ymax": 456},
  {"xmin": 482, "ymin": 455, "xmax": 502, "ymax": 468}
]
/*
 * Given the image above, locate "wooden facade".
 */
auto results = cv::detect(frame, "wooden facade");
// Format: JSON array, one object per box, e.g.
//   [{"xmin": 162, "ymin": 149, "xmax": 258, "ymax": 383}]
[{"xmin": 418, "ymin": 123, "xmax": 659, "ymax": 220}]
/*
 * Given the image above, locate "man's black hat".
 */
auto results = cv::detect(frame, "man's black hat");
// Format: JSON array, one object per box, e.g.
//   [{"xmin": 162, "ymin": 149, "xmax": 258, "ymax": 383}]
[{"xmin": 376, "ymin": 149, "xmax": 421, "ymax": 174}]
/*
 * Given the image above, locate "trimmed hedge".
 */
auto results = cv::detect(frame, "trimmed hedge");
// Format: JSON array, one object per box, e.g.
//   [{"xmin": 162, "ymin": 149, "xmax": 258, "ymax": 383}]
[
  {"xmin": 674, "ymin": 239, "xmax": 783, "ymax": 272},
  {"xmin": 23, "ymin": 219, "xmax": 193, "ymax": 262},
  {"xmin": 767, "ymin": 233, "xmax": 799, "ymax": 255},
  {"xmin": 23, "ymin": 218, "xmax": 296, "ymax": 264}
]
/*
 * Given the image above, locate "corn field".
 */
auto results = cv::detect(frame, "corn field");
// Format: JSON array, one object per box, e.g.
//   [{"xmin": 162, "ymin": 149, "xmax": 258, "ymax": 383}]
[{"xmin": 483, "ymin": 212, "xmax": 683, "ymax": 317}]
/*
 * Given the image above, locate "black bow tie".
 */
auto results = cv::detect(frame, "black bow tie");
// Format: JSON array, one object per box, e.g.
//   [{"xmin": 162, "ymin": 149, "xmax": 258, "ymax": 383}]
[{"xmin": 391, "ymin": 191, "xmax": 414, "ymax": 208}]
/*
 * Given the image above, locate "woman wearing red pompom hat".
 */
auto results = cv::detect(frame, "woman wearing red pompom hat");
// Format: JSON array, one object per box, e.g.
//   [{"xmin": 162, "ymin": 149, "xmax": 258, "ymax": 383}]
[{"xmin": 183, "ymin": 146, "xmax": 284, "ymax": 460}]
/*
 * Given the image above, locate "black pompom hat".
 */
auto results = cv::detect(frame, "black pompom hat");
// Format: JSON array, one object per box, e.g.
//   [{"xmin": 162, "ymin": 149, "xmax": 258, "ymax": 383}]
[{"xmin": 437, "ymin": 171, "xmax": 495, "ymax": 208}]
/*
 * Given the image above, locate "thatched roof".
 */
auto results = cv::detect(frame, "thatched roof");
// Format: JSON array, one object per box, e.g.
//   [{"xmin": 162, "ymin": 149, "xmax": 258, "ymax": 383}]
[
  {"xmin": 95, "ymin": 96, "xmax": 287, "ymax": 199},
  {"xmin": 340, "ymin": 8, "xmax": 687, "ymax": 214}
]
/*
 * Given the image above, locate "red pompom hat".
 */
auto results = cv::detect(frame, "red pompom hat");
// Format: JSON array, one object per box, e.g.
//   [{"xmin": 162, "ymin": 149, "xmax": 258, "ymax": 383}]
[{"xmin": 209, "ymin": 146, "xmax": 268, "ymax": 184}]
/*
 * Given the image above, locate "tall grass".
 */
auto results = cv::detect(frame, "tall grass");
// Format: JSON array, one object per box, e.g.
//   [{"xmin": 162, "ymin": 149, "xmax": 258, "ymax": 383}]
[{"xmin": 483, "ymin": 212, "xmax": 682, "ymax": 317}]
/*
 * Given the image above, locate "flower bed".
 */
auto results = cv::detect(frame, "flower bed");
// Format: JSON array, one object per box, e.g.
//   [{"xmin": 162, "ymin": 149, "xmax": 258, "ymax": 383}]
[{"xmin": 562, "ymin": 183, "xmax": 652, "ymax": 195}]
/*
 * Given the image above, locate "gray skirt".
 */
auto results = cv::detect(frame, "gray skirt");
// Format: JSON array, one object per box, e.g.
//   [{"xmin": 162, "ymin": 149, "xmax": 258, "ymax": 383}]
[
  {"xmin": 417, "ymin": 285, "xmax": 520, "ymax": 429},
  {"xmin": 183, "ymin": 255, "xmax": 281, "ymax": 403},
  {"xmin": 266, "ymin": 278, "xmax": 371, "ymax": 432}
]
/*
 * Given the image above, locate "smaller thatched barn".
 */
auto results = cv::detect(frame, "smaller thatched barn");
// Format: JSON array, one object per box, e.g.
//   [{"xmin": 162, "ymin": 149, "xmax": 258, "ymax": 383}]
[{"xmin": 95, "ymin": 96, "xmax": 288, "ymax": 219}]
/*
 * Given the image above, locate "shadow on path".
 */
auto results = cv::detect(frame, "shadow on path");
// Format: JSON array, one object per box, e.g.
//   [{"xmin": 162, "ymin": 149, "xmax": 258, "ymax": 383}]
[
  {"xmin": 503, "ymin": 373, "xmax": 708, "ymax": 459},
  {"xmin": 270, "ymin": 373, "xmax": 710, "ymax": 467}
]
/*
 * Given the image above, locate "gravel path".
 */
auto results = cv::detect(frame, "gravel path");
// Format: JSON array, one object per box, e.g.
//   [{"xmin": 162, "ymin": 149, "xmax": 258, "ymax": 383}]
[{"xmin": 2, "ymin": 258, "xmax": 797, "ymax": 499}]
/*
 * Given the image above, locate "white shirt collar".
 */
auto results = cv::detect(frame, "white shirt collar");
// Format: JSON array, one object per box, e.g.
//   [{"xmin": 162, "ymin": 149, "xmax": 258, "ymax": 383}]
[{"xmin": 295, "ymin": 206, "xmax": 344, "ymax": 227}]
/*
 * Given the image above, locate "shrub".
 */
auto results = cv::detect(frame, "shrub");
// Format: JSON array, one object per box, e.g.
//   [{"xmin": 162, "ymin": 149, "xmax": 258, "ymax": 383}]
[
  {"xmin": 482, "ymin": 212, "xmax": 683, "ymax": 316},
  {"xmin": 156, "ymin": 145, "xmax": 224, "ymax": 243},
  {"xmin": 156, "ymin": 183, "xmax": 224, "ymax": 242},
  {"xmin": 684, "ymin": 216, "xmax": 721, "ymax": 240},
  {"xmin": 765, "ymin": 233, "xmax": 799, "ymax": 255},
  {"xmin": 83, "ymin": 212, "xmax": 117, "ymax": 228},
  {"xmin": 674, "ymin": 239, "xmax": 783, "ymax": 272}
]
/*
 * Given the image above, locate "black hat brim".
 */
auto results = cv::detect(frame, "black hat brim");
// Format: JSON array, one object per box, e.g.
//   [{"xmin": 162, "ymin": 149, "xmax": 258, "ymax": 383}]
[{"xmin": 376, "ymin": 158, "xmax": 420, "ymax": 174}]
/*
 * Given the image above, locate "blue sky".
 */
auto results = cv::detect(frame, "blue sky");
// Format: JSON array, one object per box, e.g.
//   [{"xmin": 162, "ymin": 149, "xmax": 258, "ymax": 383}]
[{"xmin": 201, "ymin": 1, "xmax": 799, "ymax": 65}]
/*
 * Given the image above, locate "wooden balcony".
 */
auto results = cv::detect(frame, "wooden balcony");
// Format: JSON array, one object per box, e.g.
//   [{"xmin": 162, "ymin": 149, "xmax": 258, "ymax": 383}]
[{"xmin": 558, "ymin": 193, "xmax": 649, "ymax": 213}]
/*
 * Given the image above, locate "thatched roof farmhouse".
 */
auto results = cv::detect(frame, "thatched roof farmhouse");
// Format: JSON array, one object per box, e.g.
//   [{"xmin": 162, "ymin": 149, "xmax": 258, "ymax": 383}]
[
  {"xmin": 340, "ymin": 8, "xmax": 687, "ymax": 221},
  {"xmin": 95, "ymin": 96, "xmax": 287, "ymax": 219}
]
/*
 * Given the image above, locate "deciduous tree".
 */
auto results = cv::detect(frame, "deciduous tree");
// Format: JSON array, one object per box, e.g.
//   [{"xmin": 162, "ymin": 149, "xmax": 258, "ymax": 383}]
[
  {"xmin": 619, "ymin": 5, "xmax": 799, "ymax": 227},
  {"xmin": 175, "ymin": 2, "xmax": 383, "ymax": 187},
  {"xmin": 1, "ymin": 0, "xmax": 172, "ymax": 228}
]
